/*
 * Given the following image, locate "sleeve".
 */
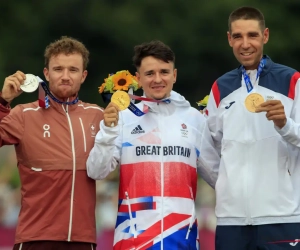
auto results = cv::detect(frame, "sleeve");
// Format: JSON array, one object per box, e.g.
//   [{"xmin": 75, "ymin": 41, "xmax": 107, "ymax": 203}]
[
  {"xmin": 0, "ymin": 103, "xmax": 10, "ymax": 121},
  {"xmin": 196, "ymin": 114, "xmax": 220, "ymax": 189},
  {"xmin": 275, "ymin": 74, "xmax": 300, "ymax": 147},
  {"xmin": 86, "ymin": 113, "xmax": 123, "ymax": 180},
  {"xmin": 205, "ymin": 81, "xmax": 223, "ymax": 156},
  {"xmin": 0, "ymin": 105, "xmax": 24, "ymax": 146}
]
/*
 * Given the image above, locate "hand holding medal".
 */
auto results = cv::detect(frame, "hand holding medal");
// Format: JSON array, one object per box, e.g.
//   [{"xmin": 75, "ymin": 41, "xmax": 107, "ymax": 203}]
[
  {"xmin": 108, "ymin": 91, "xmax": 131, "ymax": 127},
  {"xmin": 1, "ymin": 71, "xmax": 37, "ymax": 103},
  {"xmin": 255, "ymin": 99, "xmax": 287, "ymax": 128}
]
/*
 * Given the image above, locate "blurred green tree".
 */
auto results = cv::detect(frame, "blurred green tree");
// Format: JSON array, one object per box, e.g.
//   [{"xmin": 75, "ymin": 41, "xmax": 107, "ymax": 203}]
[{"xmin": 0, "ymin": 0, "xmax": 299, "ymax": 108}]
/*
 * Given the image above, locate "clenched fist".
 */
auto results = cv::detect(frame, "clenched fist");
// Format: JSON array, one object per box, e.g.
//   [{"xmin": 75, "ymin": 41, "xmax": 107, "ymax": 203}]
[
  {"xmin": 1, "ymin": 71, "xmax": 26, "ymax": 102},
  {"xmin": 104, "ymin": 102, "xmax": 120, "ymax": 127}
]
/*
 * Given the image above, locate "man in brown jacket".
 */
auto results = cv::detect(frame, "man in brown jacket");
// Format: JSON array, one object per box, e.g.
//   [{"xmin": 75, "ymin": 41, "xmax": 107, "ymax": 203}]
[{"xmin": 0, "ymin": 36, "xmax": 104, "ymax": 250}]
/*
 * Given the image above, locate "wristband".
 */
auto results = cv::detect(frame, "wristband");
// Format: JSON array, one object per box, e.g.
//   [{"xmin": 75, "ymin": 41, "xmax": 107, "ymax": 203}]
[{"xmin": 0, "ymin": 94, "xmax": 9, "ymax": 106}]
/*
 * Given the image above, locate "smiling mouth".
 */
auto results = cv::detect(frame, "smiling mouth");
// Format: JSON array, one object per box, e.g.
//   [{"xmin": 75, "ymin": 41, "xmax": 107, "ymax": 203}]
[
  {"xmin": 152, "ymin": 86, "xmax": 165, "ymax": 89},
  {"xmin": 241, "ymin": 52, "xmax": 254, "ymax": 56}
]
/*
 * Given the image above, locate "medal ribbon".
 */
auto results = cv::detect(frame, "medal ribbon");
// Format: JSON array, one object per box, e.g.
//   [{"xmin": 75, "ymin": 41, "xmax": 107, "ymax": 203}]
[
  {"xmin": 241, "ymin": 57, "xmax": 265, "ymax": 93},
  {"xmin": 37, "ymin": 77, "xmax": 79, "ymax": 109},
  {"xmin": 127, "ymin": 94, "xmax": 171, "ymax": 117}
]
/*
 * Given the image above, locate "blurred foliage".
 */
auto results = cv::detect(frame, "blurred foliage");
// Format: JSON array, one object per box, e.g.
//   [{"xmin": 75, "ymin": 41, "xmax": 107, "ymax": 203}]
[{"xmin": 0, "ymin": 0, "xmax": 299, "ymax": 109}]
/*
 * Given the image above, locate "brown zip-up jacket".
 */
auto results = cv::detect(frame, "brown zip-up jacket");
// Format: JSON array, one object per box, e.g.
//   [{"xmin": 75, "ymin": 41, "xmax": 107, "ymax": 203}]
[{"xmin": 0, "ymin": 97, "xmax": 104, "ymax": 244}]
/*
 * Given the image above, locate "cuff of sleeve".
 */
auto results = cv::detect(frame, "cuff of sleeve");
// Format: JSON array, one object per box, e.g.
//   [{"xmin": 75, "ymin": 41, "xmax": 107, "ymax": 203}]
[
  {"xmin": 275, "ymin": 118, "xmax": 292, "ymax": 136},
  {"xmin": 0, "ymin": 93, "xmax": 10, "ymax": 108},
  {"xmin": 100, "ymin": 120, "xmax": 120, "ymax": 133}
]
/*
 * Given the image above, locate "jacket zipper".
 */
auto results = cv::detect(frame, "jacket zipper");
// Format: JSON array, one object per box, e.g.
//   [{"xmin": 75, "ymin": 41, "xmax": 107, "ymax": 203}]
[
  {"xmin": 125, "ymin": 191, "xmax": 137, "ymax": 238},
  {"xmin": 158, "ymin": 104, "xmax": 164, "ymax": 250},
  {"xmin": 186, "ymin": 187, "xmax": 195, "ymax": 239},
  {"xmin": 63, "ymin": 105, "xmax": 77, "ymax": 241}
]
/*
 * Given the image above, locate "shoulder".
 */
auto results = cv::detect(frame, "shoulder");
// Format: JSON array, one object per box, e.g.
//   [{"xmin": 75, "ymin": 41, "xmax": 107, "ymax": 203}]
[
  {"xmin": 270, "ymin": 62, "xmax": 300, "ymax": 82},
  {"xmin": 271, "ymin": 62, "xmax": 297, "ymax": 75},
  {"xmin": 212, "ymin": 68, "xmax": 241, "ymax": 103},
  {"xmin": 217, "ymin": 69, "xmax": 240, "ymax": 83},
  {"xmin": 77, "ymin": 101, "xmax": 104, "ymax": 112},
  {"xmin": 179, "ymin": 106, "xmax": 206, "ymax": 128},
  {"xmin": 17, "ymin": 101, "xmax": 40, "ymax": 113}
]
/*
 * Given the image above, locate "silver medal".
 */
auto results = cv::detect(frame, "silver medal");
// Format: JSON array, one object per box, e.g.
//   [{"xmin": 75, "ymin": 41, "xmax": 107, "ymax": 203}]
[{"xmin": 21, "ymin": 74, "xmax": 39, "ymax": 93}]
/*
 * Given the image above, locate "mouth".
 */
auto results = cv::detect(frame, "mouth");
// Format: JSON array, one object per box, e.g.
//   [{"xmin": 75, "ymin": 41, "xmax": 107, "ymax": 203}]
[
  {"xmin": 240, "ymin": 52, "xmax": 254, "ymax": 57},
  {"xmin": 151, "ymin": 86, "xmax": 165, "ymax": 90}
]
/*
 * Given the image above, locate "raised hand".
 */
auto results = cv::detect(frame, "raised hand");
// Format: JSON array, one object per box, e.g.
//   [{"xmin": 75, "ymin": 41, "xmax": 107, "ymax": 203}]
[
  {"xmin": 104, "ymin": 102, "xmax": 120, "ymax": 127},
  {"xmin": 1, "ymin": 71, "xmax": 26, "ymax": 102}
]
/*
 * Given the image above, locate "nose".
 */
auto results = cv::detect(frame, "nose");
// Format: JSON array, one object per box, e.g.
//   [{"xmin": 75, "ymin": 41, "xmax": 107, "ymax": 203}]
[
  {"xmin": 241, "ymin": 37, "xmax": 250, "ymax": 49},
  {"xmin": 154, "ymin": 72, "xmax": 162, "ymax": 83},
  {"xmin": 62, "ymin": 69, "xmax": 70, "ymax": 80}
]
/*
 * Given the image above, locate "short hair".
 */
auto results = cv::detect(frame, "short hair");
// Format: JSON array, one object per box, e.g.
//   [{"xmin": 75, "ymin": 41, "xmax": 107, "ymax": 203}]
[
  {"xmin": 132, "ymin": 40, "xmax": 175, "ymax": 69},
  {"xmin": 44, "ymin": 36, "xmax": 89, "ymax": 70},
  {"xmin": 228, "ymin": 7, "xmax": 265, "ymax": 33}
]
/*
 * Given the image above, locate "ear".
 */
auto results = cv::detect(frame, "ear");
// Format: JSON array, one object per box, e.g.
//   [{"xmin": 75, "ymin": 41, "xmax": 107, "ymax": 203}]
[
  {"xmin": 173, "ymin": 68, "xmax": 177, "ymax": 83},
  {"xmin": 135, "ymin": 71, "xmax": 140, "ymax": 81},
  {"xmin": 43, "ymin": 68, "xmax": 49, "ymax": 81},
  {"xmin": 227, "ymin": 31, "xmax": 233, "ymax": 47},
  {"xmin": 263, "ymin": 28, "xmax": 269, "ymax": 44},
  {"xmin": 81, "ymin": 70, "xmax": 88, "ymax": 84}
]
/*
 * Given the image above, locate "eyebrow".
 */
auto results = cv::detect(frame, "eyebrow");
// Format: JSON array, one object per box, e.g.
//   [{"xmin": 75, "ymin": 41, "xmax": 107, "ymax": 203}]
[
  {"xmin": 144, "ymin": 69, "xmax": 170, "ymax": 74},
  {"xmin": 231, "ymin": 32, "xmax": 241, "ymax": 37},
  {"xmin": 52, "ymin": 66, "xmax": 80, "ymax": 70},
  {"xmin": 232, "ymin": 31, "xmax": 260, "ymax": 37},
  {"xmin": 69, "ymin": 66, "xmax": 80, "ymax": 70}
]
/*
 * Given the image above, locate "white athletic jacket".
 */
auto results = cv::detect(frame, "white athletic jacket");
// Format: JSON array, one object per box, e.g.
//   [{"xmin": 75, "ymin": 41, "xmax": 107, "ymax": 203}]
[
  {"xmin": 87, "ymin": 90, "xmax": 219, "ymax": 249},
  {"xmin": 206, "ymin": 55, "xmax": 300, "ymax": 225}
]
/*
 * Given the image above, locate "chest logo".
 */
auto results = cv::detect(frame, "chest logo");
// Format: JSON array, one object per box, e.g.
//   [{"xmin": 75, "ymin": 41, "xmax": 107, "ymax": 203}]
[
  {"xmin": 43, "ymin": 124, "xmax": 51, "ymax": 138},
  {"xmin": 90, "ymin": 123, "xmax": 96, "ymax": 136},
  {"xmin": 181, "ymin": 123, "xmax": 188, "ymax": 138}
]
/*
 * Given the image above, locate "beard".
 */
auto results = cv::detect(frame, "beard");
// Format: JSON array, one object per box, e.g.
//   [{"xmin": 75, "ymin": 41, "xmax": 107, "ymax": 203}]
[{"xmin": 51, "ymin": 85, "xmax": 80, "ymax": 101}]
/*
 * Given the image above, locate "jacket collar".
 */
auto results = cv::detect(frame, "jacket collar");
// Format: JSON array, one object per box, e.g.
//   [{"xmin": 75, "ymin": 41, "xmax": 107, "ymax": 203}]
[
  {"xmin": 47, "ymin": 94, "xmax": 80, "ymax": 113},
  {"xmin": 237, "ymin": 55, "xmax": 273, "ymax": 77}
]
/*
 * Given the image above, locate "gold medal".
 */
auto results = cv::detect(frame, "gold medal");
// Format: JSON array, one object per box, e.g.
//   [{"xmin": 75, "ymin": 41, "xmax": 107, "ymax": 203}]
[
  {"xmin": 111, "ymin": 91, "xmax": 130, "ymax": 110},
  {"xmin": 244, "ymin": 93, "xmax": 264, "ymax": 112}
]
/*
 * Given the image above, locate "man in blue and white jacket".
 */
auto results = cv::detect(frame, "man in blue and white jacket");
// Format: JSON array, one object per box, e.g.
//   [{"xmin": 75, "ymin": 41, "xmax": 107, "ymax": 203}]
[
  {"xmin": 206, "ymin": 6, "xmax": 300, "ymax": 250},
  {"xmin": 87, "ymin": 40, "xmax": 220, "ymax": 250}
]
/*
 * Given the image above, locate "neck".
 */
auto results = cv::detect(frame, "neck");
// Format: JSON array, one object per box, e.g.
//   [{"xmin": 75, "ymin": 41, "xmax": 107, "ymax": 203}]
[
  {"xmin": 51, "ymin": 92, "xmax": 78, "ymax": 103},
  {"xmin": 144, "ymin": 93, "xmax": 171, "ymax": 101},
  {"xmin": 244, "ymin": 56, "xmax": 264, "ymax": 70}
]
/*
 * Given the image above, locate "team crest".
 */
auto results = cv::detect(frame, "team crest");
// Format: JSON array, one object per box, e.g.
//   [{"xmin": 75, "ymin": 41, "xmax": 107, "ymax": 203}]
[
  {"xmin": 90, "ymin": 123, "xmax": 96, "ymax": 136},
  {"xmin": 180, "ymin": 123, "xmax": 188, "ymax": 138}
]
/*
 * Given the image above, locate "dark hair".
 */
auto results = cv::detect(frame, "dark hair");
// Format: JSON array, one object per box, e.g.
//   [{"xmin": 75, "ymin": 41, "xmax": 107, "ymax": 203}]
[
  {"xmin": 44, "ymin": 36, "xmax": 89, "ymax": 70},
  {"xmin": 228, "ymin": 7, "xmax": 265, "ymax": 33},
  {"xmin": 132, "ymin": 40, "xmax": 175, "ymax": 69}
]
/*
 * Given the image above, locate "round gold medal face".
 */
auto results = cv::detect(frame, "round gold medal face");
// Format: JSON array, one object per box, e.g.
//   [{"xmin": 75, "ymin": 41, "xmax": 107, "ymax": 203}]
[
  {"xmin": 245, "ymin": 93, "xmax": 264, "ymax": 112},
  {"xmin": 111, "ymin": 91, "xmax": 130, "ymax": 110}
]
